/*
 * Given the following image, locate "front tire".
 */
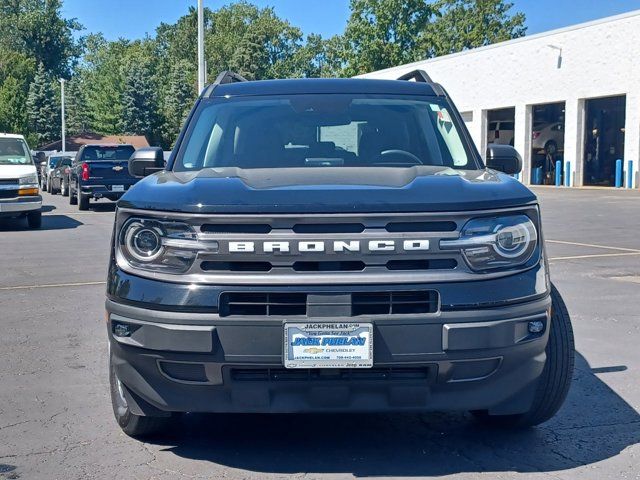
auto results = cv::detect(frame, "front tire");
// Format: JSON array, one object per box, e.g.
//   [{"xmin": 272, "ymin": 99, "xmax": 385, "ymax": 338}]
[
  {"xmin": 545, "ymin": 140, "xmax": 558, "ymax": 157},
  {"xmin": 69, "ymin": 182, "xmax": 78, "ymax": 205},
  {"xmin": 27, "ymin": 211, "xmax": 42, "ymax": 229},
  {"xmin": 472, "ymin": 283, "xmax": 574, "ymax": 427},
  {"xmin": 109, "ymin": 352, "xmax": 172, "ymax": 437}
]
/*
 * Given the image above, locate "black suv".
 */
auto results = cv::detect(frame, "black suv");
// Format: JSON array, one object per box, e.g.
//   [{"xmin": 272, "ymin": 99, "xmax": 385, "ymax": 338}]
[{"xmin": 106, "ymin": 71, "xmax": 574, "ymax": 437}]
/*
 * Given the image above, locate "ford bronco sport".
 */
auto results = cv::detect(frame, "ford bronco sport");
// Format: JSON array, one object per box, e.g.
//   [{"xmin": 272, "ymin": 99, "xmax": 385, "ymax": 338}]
[{"xmin": 106, "ymin": 70, "xmax": 574, "ymax": 437}]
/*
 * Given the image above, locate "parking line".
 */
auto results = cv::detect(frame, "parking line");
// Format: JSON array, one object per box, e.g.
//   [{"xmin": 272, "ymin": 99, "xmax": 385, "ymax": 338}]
[
  {"xmin": 549, "ymin": 252, "xmax": 640, "ymax": 261},
  {"xmin": 547, "ymin": 239, "xmax": 640, "ymax": 253},
  {"xmin": 0, "ymin": 281, "xmax": 106, "ymax": 291}
]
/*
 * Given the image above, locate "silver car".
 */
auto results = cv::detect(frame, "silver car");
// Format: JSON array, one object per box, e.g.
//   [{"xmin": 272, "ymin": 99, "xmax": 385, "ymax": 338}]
[{"xmin": 532, "ymin": 122, "xmax": 564, "ymax": 155}]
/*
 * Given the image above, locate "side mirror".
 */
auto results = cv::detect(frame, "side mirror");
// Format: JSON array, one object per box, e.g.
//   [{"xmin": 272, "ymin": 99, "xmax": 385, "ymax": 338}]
[
  {"xmin": 486, "ymin": 144, "xmax": 522, "ymax": 175},
  {"xmin": 128, "ymin": 147, "xmax": 165, "ymax": 177}
]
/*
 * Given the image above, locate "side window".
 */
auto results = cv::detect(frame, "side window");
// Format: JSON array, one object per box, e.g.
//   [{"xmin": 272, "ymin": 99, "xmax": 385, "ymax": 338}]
[{"xmin": 502, "ymin": 122, "xmax": 515, "ymax": 130}]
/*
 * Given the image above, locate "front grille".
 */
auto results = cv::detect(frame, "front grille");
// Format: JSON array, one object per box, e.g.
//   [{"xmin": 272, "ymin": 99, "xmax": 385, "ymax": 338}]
[
  {"xmin": 219, "ymin": 289, "xmax": 439, "ymax": 317},
  {"xmin": 352, "ymin": 290, "xmax": 439, "ymax": 316},
  {"xmin": 0, "ymin": 190, "xmax": 18, "ymax": 199},
  {"xmin": 201, "ymin": 223, "xmax": 272, "ymax": 234},
  {"xmin": 385, "ymin": 221, "xmax": 457, "ymax": 232},
  {"xmin": 118, "ymin": 208, "xmax": 534, "ymax": 285},
  {"xmin": 230, "ymin": 367, "xmax": 433, "ymax": 382},
  {"xmin": 200, "ymin": 258, "xmax": 457, "ymax": 273},
  {"xmin": 219, "ymin": 292, "xmax": 307, "ymax": 317},
  {"xmin": 202, "ymin": 261, "xmax": 272, "ymax": 272}
]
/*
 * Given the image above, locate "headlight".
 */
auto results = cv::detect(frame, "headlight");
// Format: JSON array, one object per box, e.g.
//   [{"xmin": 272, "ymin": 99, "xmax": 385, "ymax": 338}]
[
  {"xmin": 19, "ymin": 174, "xmax": 38, "ymax": 185},
  {"xmin": 117, "ymin": 218, "xmax": 202, "ymax": 273},
  {"xmin": 440, "ymin": 215, "xmax": 538, "ymax": 271}
]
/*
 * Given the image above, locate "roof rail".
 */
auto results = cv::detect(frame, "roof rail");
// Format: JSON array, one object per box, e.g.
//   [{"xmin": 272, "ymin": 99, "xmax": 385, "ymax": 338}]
[
  {"xmin": 202, "ymin": 70, "xmax": 248, "ymax": 97},
  {"xmin": 213, "ymin": 70, "xmax": 248, "ymax": 86},
  {"xmin": 396, "ymin": 69, "xmax": 433, "ymax": 83}
]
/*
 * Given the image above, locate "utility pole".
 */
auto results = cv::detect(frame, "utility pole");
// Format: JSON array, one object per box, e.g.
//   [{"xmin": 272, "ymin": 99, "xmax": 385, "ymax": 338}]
[
  {"xmin": 59, "ymin": 78, "xmax": 66, "ymax": 153},
  {"xmin": 197, "ymin": 0, "xmax": 206, "ymax": 93}
]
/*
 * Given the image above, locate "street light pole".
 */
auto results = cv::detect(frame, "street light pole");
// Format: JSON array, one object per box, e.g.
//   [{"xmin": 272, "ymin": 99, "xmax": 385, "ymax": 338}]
[
  {"xmin": 197, "ymin": 0, "xmax": 206, "ymax": 93},
  {"xmin": 59, "ymin": 78, "xmax": 66, "ymax": 153}
]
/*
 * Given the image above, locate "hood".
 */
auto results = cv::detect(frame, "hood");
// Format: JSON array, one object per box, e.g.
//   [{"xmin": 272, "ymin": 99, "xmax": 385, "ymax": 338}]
[
  {"xmin": 0, "ymin": 164, "xmax": 37, "ymax": 180},
  {"xmin": 118, "ymin": 166, "xmax": 537, "ymax": 214}
]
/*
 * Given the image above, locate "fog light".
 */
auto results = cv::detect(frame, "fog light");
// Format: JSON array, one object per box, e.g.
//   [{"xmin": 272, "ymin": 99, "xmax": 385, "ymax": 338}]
[
  {"xmin": 113, "ymin": 322, "xmax": 134, "ymax": 337},
  {"xmin": 528, "ymin": 320, "xmax": 544, "ymax": 334}
]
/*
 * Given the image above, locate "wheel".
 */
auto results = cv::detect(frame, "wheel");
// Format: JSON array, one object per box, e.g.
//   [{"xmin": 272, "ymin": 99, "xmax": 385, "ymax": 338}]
[
  {"xmin": 78, "ymin": 191, "xmax": 90, "ymax": 211},
  {"xmin": 69, "ymin": 182, "xmax": 77, "ymax": 205},
  {"xmin": 46, "ymin": 177, "xmax": 52, "ymax": 193},
  {"xmin": 61, "ymin": 179, "xmax": 68, "ymax": 197},
  {"xmin": 27, "ymin": 211, "xmax": 42, "ymax": 229},
  {"xmin": 109, "ymin": 352, "xmax": 172, "ymax": 437},
  {"xmin": 544, "ymin": 140, "xmax": 558, "ymax": 157},
  {"xmin": 472, "ymin": 283, "xmax": 574, "ymax": 427}
]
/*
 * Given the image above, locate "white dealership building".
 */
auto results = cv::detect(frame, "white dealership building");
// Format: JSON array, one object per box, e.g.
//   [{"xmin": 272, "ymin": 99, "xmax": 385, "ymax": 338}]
[{"xmin": 361, "ymin": 10, "xmax": 640, "ymax": 188}]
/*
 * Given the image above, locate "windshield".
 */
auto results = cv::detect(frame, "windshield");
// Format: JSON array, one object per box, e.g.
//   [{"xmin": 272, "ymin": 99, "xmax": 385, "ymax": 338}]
[
  {"xmin": 81, "ymin": 145, "xmax": 135, "ymax": 161},
  {"xmin": 49, "ymin": 157, "xmax": 62, "ymax": 168},
  {"xmin": 0, "ymin": 138, "xmax": 32, "ymax": 166},
  {"xmin": 175, "ymin": 95, "xmax": 476, "ymax": 171}
]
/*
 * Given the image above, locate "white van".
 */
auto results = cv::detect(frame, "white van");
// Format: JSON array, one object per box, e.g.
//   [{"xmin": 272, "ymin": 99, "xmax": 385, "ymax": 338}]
[{"xmin": 0, "ymin": 133, "xmax": 42, "ymax": 228}]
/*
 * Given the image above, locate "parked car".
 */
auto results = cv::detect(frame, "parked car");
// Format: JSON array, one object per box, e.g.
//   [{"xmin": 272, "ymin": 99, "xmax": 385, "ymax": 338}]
[
  {"xmin": 49, "ymin": 156, "xmax": 73, "ymax": 195},
  {"xmin": 68, "ymin": 144, "xmax": 139, "ymax": 210},
  {"xmin": 0, "ymin": 133, "xmax": 42, "ymax": 228},
  {"xmin": 532, "ymin": 122, "xmax": 564, "ymax": 156},
  {"xmin": 106, "ymin": 70, "xmax": 574, "ymax": 437},
  {"xmin": 487, "ymin": 120, "xmax": 515, "ymax": 146},
  {"xmin": 42, "ymin": 154, "xmax": 73, "ymax": 193}
]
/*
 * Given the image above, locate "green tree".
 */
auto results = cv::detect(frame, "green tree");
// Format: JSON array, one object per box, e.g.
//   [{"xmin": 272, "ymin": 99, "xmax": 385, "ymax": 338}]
[
  {"xmin": 79, "ymin": 34, "xmax": 129, "ymax": 134},
  {"xmin": 26, "ymin": 63, "xmax": 60, "ymax": 146},
  {"xmin": 423, "ymin": 0, "xmax": 526, "ymax": 56},
  {"xmin": 341, "ymin": 0, "xmax": 434, "ymax": 76},
  {"xmin": 290, "ymin": 34, "xmax": 346, "ymax": 78},
  {"xmin": 0, "ymin": 0, "xmax": 83, "ymax": 78},
  {"xmin": 161, "ymin": 59, "xmax": 196, "ymax": 147},
  {"xmin": 0, "ymin": 49, "xmax": 36, "ymax": 134},
  {"xmin": 64, "ymin": 77, "xmax": 89, "ymax": 135},
  {"xmin": 119, "ymin": 60, "xmax": 158, "ymax": 138}
]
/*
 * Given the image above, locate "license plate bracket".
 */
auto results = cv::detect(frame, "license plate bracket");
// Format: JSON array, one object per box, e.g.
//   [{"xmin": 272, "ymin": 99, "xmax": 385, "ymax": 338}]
[{"xmin": 284, "ymin": 322, "xmax": 373, "ymax": 369}]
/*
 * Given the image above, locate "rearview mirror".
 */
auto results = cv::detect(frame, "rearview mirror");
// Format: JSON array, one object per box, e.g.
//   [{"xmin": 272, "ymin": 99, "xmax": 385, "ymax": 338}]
[
  {"xmin": 485, "ymin": 144, "xmax": 522, "ymax": 175},
  {"xmin": 129, "ymin": 147, "xmax": 165, "ymax": 177}
]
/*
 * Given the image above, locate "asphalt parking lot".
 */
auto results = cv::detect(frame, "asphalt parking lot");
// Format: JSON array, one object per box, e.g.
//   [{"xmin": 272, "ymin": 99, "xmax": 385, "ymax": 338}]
[{"xmin": 1, "ymin": 187, "xmax": 639, "ymax": 480}]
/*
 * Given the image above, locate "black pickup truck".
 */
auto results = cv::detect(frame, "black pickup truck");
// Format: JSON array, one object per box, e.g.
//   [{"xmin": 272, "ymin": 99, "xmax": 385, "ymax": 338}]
[
  {"xmin": 68, "ymin": 144, "xmax": 139, "ymax": 210},
  {"xmin": 106, "ymin": 71, "xmax": 574, "ymax": 437}
]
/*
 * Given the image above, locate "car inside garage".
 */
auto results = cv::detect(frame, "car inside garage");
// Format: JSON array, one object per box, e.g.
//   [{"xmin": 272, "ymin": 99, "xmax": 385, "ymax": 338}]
[
  {"xmin": 583, "ymin": 95, "xmax": 626, "ymax": 187},
  {"xmin": 530, "ymin": 102, "xmax": 566, "ymax": 184},
  {"xmin": 486, "ymin": 107, "xmax": 516, "ymax": 147}
]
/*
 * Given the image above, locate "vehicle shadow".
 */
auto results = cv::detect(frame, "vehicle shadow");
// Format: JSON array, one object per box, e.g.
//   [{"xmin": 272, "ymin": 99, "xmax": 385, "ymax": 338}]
[
  {"xmin": 150, "ymin": 352, "xmax": 639, "ymax": 476},
  {"xmin": 89, "ymin": 202, "xmax": 117, "ymax": 213},
  {"xmin": 0, "ymin": 214, "xmax": 83, "ymax": 231}
]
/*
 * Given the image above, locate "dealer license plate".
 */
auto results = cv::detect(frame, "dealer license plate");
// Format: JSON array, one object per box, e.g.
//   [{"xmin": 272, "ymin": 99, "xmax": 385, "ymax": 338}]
[
  {"xmin": 284, "ymin": 322, "xmax": 373, "ymax": 369},
  {"xmin": 112, "ymin": 185, "xmax": 125, "ymax": 192}
]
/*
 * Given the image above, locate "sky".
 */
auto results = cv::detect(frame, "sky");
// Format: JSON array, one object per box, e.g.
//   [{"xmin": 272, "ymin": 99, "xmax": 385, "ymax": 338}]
[{"xmin": 62, "ymin": 0, "xmax": 640, "ymax": 42}]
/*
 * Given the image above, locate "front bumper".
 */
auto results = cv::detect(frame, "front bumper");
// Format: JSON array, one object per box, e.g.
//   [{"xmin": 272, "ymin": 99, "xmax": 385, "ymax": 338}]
[
  {"xmin": 107, "ymin": 293, "xmax": 551, "ymax": 416},
  {"xmin": 0, "ymin": 196, "xmax": 42, "ymax": 215}
]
